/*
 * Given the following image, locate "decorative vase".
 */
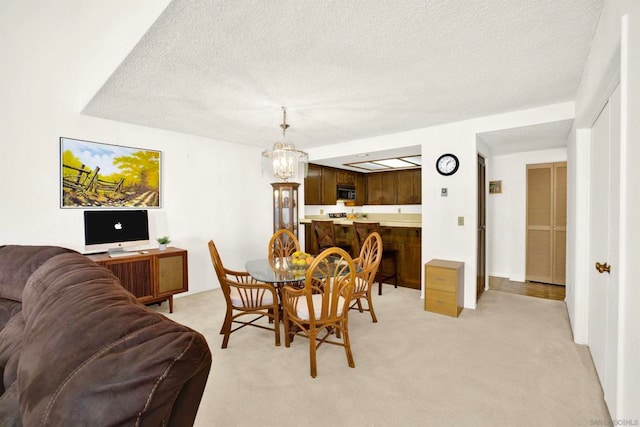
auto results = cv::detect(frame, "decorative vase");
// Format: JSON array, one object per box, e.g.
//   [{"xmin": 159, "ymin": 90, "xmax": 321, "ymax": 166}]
[{"xmin": 158, "ymin": 243, "xmax": 167, "ymax": 251}]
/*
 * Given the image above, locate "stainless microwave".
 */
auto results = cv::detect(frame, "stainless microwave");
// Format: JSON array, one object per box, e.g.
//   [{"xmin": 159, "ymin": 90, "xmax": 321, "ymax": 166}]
[{"xmin": 337, "ymin": 186, "xmax": 356, "ymax": 200}]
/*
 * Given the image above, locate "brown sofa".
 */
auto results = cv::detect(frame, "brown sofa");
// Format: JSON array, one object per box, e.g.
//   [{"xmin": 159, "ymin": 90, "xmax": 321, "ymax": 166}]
[{"xmin": 0, "ymin": 245, "xmax": 211, "ymax": 426}]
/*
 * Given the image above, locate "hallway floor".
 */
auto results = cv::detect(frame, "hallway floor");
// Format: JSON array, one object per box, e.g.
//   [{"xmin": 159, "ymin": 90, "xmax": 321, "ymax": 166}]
[{"xmin": 488, "ymin": 276, "xmax": 566, "ymax": 301}]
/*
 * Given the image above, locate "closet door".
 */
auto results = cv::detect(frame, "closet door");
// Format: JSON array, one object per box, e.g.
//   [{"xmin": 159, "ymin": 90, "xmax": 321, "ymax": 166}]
[{"xmin": 525, "ymin": 162, "xmax": 566, "ymax": 285}]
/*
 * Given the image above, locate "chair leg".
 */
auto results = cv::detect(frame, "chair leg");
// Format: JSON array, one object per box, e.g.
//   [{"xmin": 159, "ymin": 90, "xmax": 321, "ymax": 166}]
[
  {"xmin": 366, "ymin": 291, "xmax": 378, "ymax": 323},
  {"xmin": 341, "ymin": 322, "xmax": 355, "ymax": 369},
  {"xmin": 283, "ymin": 315, "xmax": 292, "ymax": 347},
  {"xmin": 309, "ymin": 330, "xmax": 318, "ymax": 378},
  {"xmin": 273, "ymin": 306, "xmax": 281, "ymax": 347},
  {"xmin": 221, "ymin": 309, "xmax": 233, "ymax": 349}
]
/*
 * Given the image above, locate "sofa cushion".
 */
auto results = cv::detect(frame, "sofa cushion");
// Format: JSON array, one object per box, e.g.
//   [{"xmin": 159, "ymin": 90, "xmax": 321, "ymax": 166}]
[
  {"xmin": 0, "ymin": 245, "xmax": 74, "ymax": 304},
  {"xmin": 15, "ymin": 252, "xmax": 211, "ymax": 426},
  {"xmin": 0, "ymin": 313, "xmax": 24, "ymax": 394},
  {"xmin": 0, "ymin": 300, "xmax": 20, "ymax": 334}
]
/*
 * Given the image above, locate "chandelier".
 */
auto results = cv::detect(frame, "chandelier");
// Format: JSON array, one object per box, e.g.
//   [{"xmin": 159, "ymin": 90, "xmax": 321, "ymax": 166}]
[{"xmin": 262, "ymin": 107, "xmax": 308, "ymax": 181}]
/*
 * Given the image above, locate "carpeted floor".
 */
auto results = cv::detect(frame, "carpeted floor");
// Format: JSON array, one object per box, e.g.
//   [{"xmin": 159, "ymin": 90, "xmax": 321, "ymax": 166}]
[{"xmin": 157, "ymin": 286, "xmax": 610, "ymax": 426}]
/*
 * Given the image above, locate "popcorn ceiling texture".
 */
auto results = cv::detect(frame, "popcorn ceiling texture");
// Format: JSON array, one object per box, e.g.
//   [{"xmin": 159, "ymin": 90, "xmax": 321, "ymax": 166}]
[{"xmin": 82, "ymin": 0, "xmax": 604, "ymax": 149}]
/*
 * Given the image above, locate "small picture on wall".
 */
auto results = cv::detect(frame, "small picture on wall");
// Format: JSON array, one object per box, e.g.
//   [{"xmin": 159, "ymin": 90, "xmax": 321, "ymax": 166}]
[
  {"xmin": 60, "ymin": 137, "xmax": 161, "ymax": 208},
  {"xmin": 489, "ymin": 180, "xmax": 502, "ymax": 194}
]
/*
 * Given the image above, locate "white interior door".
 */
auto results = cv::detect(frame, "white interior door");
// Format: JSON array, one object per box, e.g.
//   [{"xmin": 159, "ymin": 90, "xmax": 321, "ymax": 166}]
[{"xmin": 588, "ymin": 84, "xmax": 620, "ymax": 415}]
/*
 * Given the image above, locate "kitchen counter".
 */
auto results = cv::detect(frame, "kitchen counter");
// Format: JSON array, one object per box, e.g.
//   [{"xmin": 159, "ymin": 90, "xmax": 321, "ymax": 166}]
[
  {"xmin": 299, "ymin": 213, "xmax": 421, "ymax": 228},
  {"xmin": 300, "ymin": 213, "xmax": 422, "ymax": 289}
]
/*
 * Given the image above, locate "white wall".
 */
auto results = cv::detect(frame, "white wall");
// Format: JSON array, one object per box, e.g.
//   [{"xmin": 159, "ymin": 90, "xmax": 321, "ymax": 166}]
[
  {"xmin": 0, "ymin": 1, "xmax": 275, "ymax": 295},
  {"xmin": 570, "ymin": 0, "xmax": 640, "ymax": 419},
  {"xmin": 487, "ymin": 148, "xmax": 567, "ymax": 282}
]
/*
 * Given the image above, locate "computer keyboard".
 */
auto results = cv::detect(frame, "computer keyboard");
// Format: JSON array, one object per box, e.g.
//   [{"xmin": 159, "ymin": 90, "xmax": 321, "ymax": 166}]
[{"xmin": 108, "ymin": 251, "xmax": 139, "ymax": 258}]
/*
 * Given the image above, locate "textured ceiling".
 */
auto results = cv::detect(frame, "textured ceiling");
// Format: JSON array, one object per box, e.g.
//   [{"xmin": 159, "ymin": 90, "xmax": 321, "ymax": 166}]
[{"xmin": 83, "ymin": 0, "xmax": 603, "ymax": 155}]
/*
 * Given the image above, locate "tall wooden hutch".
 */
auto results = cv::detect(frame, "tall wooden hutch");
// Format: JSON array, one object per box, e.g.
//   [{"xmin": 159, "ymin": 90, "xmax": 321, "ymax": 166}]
[{"xmin": 271, "ymin": 182, "xmax": 300, "ymax": 237}]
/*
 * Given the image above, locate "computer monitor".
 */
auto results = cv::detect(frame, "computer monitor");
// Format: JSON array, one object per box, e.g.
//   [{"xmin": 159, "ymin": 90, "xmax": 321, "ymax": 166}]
[{"xmin": 83, "ymin": 210, "xmax": 149, "ymax": 256}]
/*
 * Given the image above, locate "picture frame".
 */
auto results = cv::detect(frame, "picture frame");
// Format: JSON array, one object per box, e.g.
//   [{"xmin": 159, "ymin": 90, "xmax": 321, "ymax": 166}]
[
  {"xmin": 489, "ymin": 180, "xmax": 502, "ymax": 194},
  {"xmin": 60, "ymin": 137, "xmax": 162, "ymax": 208}
]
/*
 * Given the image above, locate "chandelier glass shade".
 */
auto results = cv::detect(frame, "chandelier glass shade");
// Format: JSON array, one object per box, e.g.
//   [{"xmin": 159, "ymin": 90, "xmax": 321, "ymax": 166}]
[{"xmin": 262, "ymin": 107, "xmax": 308, "ymax": 181}]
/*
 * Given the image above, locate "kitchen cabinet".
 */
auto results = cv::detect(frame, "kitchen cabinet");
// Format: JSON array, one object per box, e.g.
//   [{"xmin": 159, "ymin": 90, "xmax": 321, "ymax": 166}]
[
  {"xmin": 396, "ymin": 169, "xmax": 422, "ymax": 204},
  {"xmin": 366, "ymin": 172, "xmax": 397, "ymax": 205},
  {"xmin": 271, "ymin": 182, "xmax": 299, "ymax": 237},
  {"xmin": 336, "ymin": 170, "xmax": 355, "ymax": 186},
  {"xmin": 88, "ymin": 248, "xmax": 188, "ymax": 313},
  {"xmin": 424, "ymin": 259, "xmax": 464, "ymax": 317},
  {"xmin": 354, "ymin": 173, "xmax": 366, "ymax": 206},
  {"xmin": 321, "ymin": 167, "xmax": 337, "ymax": 205},
  {"xmin": 305, "ymin": 164, "xmax": 362, "ymax": 205},
  {"xmin": 303, "ymin": 223, "xmax": 421, "ymax": 289},
  {"xmin": 304, "ymin": 163, "xmax": 322, "ymax": 205}
]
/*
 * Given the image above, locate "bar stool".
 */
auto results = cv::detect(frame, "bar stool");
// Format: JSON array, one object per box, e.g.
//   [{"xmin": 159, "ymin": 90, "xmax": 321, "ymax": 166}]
[
  {"xmin": 353, "ymin": 221, "xmax": 398, "ymax": 295},
  {"xmin": 311, "ymin": 220, "xmax": 352, "ymax": 255}
]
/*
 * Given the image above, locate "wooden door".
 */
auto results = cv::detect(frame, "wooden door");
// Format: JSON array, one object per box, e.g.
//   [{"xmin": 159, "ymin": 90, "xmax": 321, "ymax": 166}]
[
  {"xmin": 525, "ymin": 161, "xmax": 566, "ymax": 285},
  {"xmin": 588, "ymin": 84, "xmax": 620, "ymax": 414},
  {"xmin": 477, "ymin": 154, "xmax": 486, "ymax": 300}
]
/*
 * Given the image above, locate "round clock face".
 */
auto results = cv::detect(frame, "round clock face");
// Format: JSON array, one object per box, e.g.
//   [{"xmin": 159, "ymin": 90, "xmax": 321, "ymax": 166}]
[{"xmin": 436, "ymin": 154, "xmax": 459, "ymax": 176}]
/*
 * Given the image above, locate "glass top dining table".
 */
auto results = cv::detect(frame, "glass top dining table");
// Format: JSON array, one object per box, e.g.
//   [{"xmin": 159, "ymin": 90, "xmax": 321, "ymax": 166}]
[{"xmin": 245, "ymin": 258, "xmax": 307, "ymax": 284}]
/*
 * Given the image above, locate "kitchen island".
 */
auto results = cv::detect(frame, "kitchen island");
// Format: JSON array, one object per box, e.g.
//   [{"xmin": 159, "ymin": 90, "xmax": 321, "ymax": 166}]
[{"xmin": 300, "ymin": 214, "xmax": 421, "ymax": 290}]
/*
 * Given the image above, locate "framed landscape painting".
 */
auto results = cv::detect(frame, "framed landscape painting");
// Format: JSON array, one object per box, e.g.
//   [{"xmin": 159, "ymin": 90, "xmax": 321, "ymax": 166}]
[{"xmin": 60, "ymin": 137, "xmax": 161, "ymax": 208}]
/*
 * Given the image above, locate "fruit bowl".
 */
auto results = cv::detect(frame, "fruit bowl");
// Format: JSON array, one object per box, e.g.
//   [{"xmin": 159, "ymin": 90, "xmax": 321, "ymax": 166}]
[{"xmin": 288, "ymin": 251, "xmax": 314, "ymax": 272}]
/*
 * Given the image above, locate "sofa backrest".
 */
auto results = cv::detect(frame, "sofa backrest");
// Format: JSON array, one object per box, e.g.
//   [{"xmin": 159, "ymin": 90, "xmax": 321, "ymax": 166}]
[{"xmin": 0, "ymin": 248, "xmax": 211, "ymax": 426}]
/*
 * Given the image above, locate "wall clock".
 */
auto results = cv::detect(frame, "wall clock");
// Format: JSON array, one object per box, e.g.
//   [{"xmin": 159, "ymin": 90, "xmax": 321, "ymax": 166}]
[{"xmin": 436, "ymin": 153, "xmax": 459, "ymax": 176}]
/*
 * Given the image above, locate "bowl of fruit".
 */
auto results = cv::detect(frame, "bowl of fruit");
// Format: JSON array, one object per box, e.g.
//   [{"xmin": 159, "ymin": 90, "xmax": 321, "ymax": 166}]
[{"xmin": 288, "ymin": 251, "xmax": 315, "ymax": 273}]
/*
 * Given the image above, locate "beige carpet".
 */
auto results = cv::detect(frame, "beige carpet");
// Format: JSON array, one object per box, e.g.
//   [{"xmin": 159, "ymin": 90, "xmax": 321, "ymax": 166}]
[{"xmin": 158, "ymin": 287, "xmax": 610, "ymax": 426}]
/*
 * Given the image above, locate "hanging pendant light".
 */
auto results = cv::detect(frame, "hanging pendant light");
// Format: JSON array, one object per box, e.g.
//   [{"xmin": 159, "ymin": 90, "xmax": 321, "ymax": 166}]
[{"xmin": 262, "ymin": 107, "xmax": 308, "ymax": 181}]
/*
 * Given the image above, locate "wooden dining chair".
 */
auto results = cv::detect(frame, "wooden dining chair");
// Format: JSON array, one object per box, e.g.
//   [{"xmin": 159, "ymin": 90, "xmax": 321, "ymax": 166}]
[
  {"xmin": 351, "ymin": 231, "xmax": 383, "ymax": 322},
  {"xmin": 207, "ymin": 239, "xmax": 280, "ymax": 348},
  {"xmin": 311, "ymin": 220, "xmax": 351, "ymax": 255},
  {"xmin": 353, "ymin": 221, "xmax": 398, "ymax": 295},
  {"xmin": 268, "ymin": 229, "xmax": 300, "ymax": 267},
  {"xmin": 281, "ymin": 247, "xmax": 356, "ymax": 378}
]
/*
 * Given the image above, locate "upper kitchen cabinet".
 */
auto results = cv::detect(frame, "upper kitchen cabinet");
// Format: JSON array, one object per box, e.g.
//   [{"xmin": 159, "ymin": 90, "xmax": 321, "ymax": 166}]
[
  {"xmin": 321, "ymin": 167, "xmax": 337, "ymax": 205},
  {"xmin": 366, "ymin": 172, "xmax": 397, "ymax": 205},
  {"xmin": 396, "ymin": 169, "xmax": 422, "ymax": 204},
  {"xmin": 336, "ymin": 169, "xmax": 355, "ymax": 186},
  {"xmin": 354, "ymin": 173, "xmax": 366, "ymax": 206},
  {"xmin": 304, "ymin": 163, "xmax": 322, "ymax": 205},
  {"xmin": 304, "ymin": 163, "xmax": 338, "ymax": 205}
]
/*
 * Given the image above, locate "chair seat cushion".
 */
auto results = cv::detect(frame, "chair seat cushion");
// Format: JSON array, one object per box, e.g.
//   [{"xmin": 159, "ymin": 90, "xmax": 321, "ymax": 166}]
[
  {"xmin": 229, "ymin": 287, "xmax": 274, "ymax": 307},
  {"xmin": 295, "ymin": 294, "xmax": 345, "ymax": 320}
]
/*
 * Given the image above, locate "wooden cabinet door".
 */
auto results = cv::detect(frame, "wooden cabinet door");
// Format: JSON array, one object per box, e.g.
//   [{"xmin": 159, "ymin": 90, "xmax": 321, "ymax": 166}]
[
  {"xmin": 399, "ymin": 228, "xmax": 421, "ymax": 289},
  {"xmin": 336, "ymin": 170, "xmax": 355, "ymax": 186},
  {"xmin": 100, "ymin": 256, "xmax": 154, "ymax": 301},
  {"xmin": 526, "ymin": 162, "xmax": 566, "ymax": 285},
  {"xmin": 304, "ymin": 163, "xmax": 322, "ymax": 205},
  {"xmin": 321, "ymin": 167, "xmax": 337, "ymax": 205},
  {"xmin": 354, "ymin": 173, "xmax": 365, "ymax": 206},
  {"xmin": 366, "ymin": 172, "xmax": 397, "ymax": 205},
  {"xmin": 396, "ymin": 169, "xmax": 421, "ymax": 204},
  {"xmin": 157, "ymin": 252, "xmax": 188, "ymax": 296}
]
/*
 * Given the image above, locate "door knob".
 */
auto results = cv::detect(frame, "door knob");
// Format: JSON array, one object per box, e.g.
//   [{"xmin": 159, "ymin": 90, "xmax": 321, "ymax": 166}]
[{"xmin": 595, "ymin": 262, "xmax": 611, "ymax": 274}]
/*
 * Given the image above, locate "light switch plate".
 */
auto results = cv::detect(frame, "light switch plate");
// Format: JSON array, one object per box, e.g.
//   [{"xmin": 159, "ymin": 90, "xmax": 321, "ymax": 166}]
[{"xmin": 458, "ymin": 216, "xmax": 464, "ymax": 226}]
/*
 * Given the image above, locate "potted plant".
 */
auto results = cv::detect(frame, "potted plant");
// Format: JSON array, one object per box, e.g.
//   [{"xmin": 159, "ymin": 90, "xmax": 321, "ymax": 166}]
[{"xmin": 157, "ymin": 236, "xmax": 171, "ymax": 250}]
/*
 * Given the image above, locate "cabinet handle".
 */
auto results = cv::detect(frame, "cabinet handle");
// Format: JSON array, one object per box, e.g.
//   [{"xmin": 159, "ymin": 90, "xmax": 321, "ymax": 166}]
[{"xmin": 595, "ymin": 262, "xmax": 610, "ymax": 274}]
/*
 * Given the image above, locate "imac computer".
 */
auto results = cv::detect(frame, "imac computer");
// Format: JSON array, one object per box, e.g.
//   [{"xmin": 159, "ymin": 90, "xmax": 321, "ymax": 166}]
[{"xmin": 84, "ymin": 210, "xmax": 149, "ymax": 257}]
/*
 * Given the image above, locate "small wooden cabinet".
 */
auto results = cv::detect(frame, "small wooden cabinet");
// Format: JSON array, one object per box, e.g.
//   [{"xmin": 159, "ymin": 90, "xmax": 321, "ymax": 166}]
[
  {"xmin": 88, "ymin": 247, "xmax": 188, "ymax": 313},
  {"xmin": 424, "ymin": 259, "xmax": 464, "ymax": 317}
]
